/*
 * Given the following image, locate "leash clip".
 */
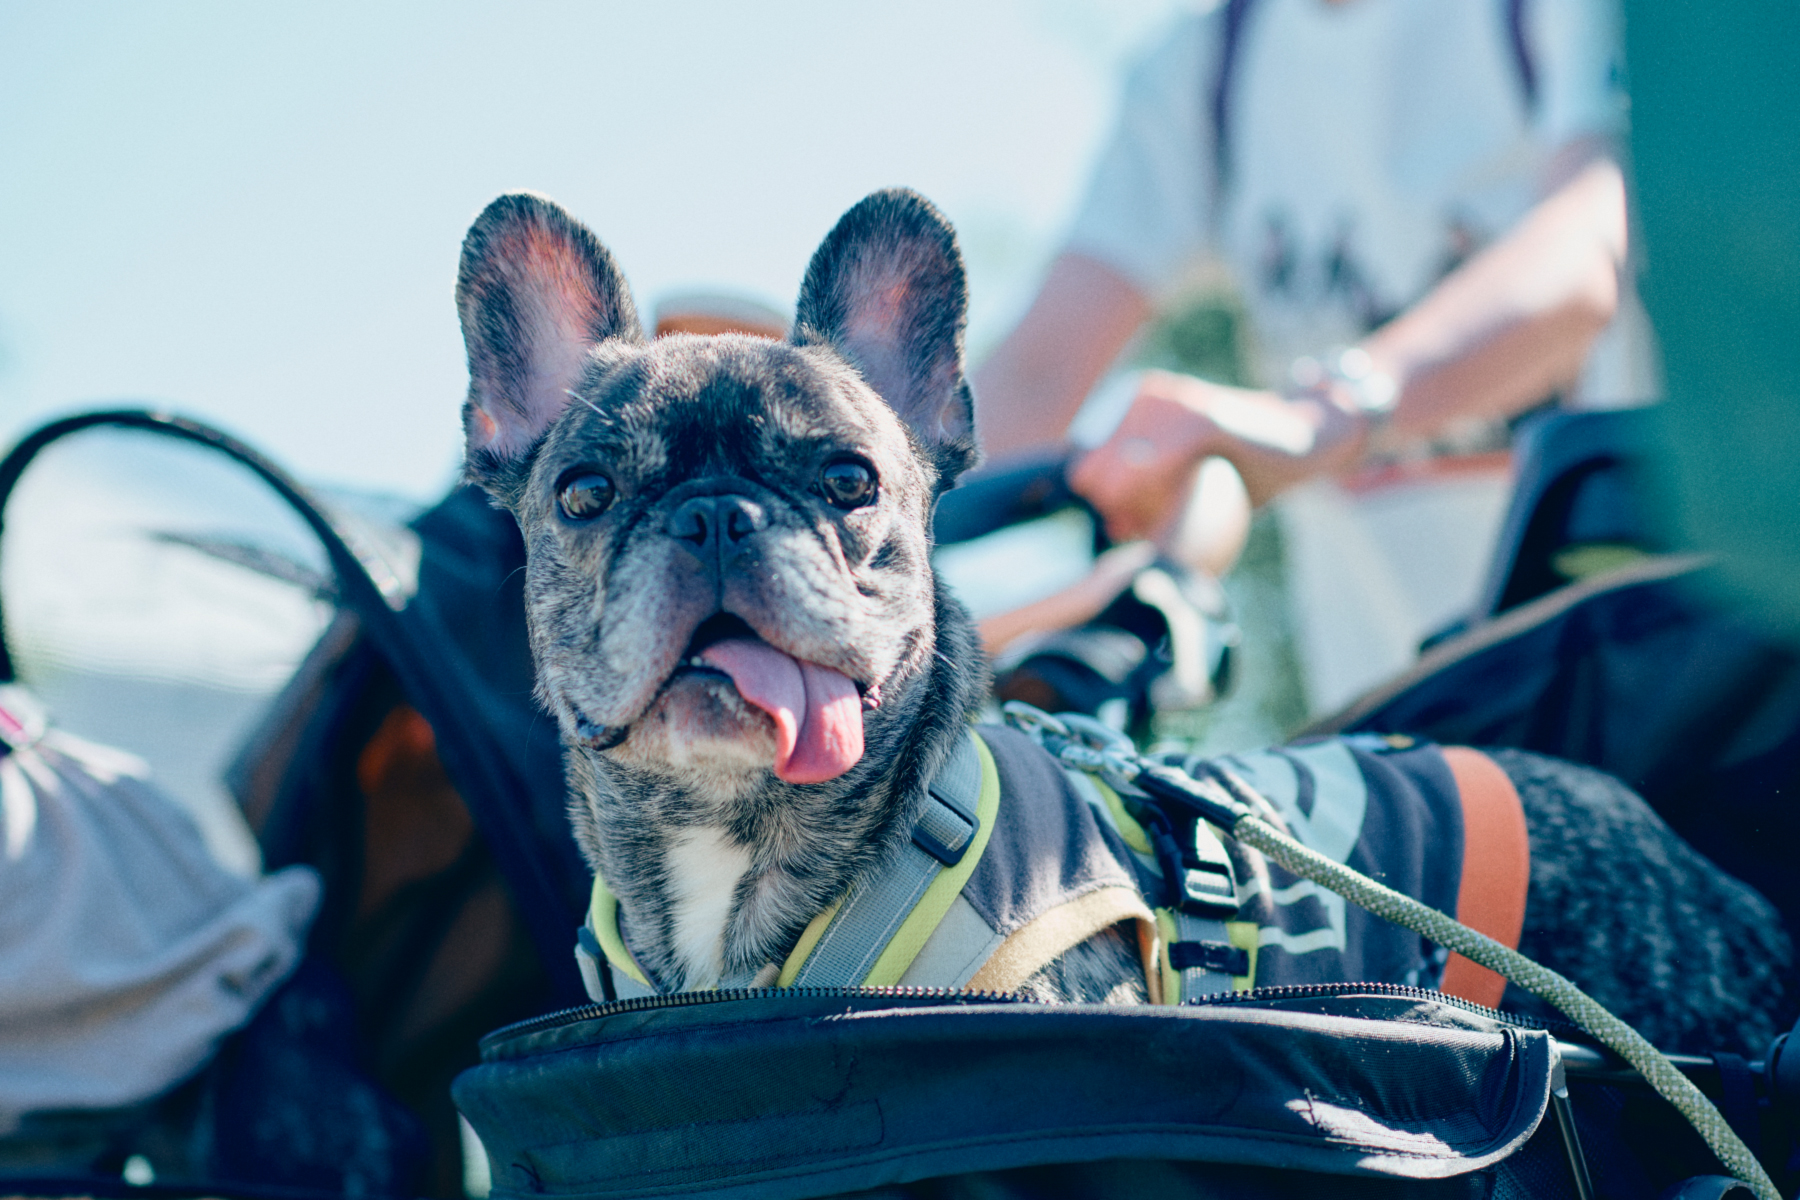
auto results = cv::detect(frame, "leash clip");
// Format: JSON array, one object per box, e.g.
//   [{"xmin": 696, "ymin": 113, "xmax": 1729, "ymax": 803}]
[
  {"xmin": 1002, "ymin": 702, "xmax": 1144, "ymax": 791},
  {"xmin": 999, "ymin": 700, "xmax": 1067, "ymax": 742},
  {"xmin": 1053, "ymin": 711, "xmax": 1144, "ymax": 791}
]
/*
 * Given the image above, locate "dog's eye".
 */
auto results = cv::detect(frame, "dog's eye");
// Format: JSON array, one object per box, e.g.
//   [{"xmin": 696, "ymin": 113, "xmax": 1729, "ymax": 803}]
[
  {"xmin": 557, "ymin": 471, "xmax": 616, "ymax": 521},
  {"xmin": 819, "ymin": 458, "xmax": 878, "ymax": 510}
]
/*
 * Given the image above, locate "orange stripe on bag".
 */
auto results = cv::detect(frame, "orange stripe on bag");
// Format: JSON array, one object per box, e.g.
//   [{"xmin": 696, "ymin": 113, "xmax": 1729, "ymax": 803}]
[{"xmin": 1437, "ymin": 747, "xmax": 1529, "ymax": 1009}]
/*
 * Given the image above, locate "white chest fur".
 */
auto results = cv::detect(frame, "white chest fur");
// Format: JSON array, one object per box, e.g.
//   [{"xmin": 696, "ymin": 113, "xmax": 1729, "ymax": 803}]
[{"xmin": 663, "ymin": 826, "xmax": 752, "ymax": 987}]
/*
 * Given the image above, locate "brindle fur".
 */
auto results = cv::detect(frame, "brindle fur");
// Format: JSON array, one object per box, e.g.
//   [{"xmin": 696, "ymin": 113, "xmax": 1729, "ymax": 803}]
[{"xmin": 1491, "ymin": 748, "xmax": 1790, "ymax": 1054}]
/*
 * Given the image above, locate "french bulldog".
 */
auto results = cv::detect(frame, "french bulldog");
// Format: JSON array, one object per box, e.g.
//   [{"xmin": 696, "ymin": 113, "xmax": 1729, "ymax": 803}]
[{"xmin": 454, "ymin": 188, "xmax": 1049, "ymax": 995}]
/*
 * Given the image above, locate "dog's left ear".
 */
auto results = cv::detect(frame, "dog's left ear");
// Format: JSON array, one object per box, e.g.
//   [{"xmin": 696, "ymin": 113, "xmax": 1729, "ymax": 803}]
[
  {"xmin": 456, "ymin": 192, "xmax": 644, "ymax": 496},
  {"xmin": 793, "ymin": 189, "xmax": 978, "ymax": 488}
]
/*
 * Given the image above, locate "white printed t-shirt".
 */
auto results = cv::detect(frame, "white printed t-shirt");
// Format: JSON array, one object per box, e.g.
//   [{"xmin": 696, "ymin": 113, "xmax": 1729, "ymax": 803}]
[{"xmin": 1066, "ymin": 0, "xmax": 1654, "ymax": 408}]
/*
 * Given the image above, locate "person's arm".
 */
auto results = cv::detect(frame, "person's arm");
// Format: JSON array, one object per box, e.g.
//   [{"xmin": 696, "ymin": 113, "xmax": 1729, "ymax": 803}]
[
  {"xmin": 976, "ymin": 541, "xmax": 1156, "ymax": 655},
  {"xmin": 1362, "ymin": 149, "xmax": 1626, "ymax": 438},
  {"xmin": 972, "ymin": 11, "xmax": 1216, "ymax": 465},
  {"xmin": 1070, "ymin": 149, "xmax": 1629, "ymax": 538},
  {"xmin": 972, "ymin": 251, "xmax": 1152, "ymax": 463}
]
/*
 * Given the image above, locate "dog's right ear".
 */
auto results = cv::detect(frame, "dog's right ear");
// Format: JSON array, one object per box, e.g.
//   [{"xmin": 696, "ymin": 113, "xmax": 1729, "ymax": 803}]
[{"xmin": 456, "ymin": 193, "xmax": 643, "ymax": 494}]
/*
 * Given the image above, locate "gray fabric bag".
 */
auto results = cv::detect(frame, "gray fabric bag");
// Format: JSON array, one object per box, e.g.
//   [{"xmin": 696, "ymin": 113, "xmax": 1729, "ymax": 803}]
[{"xmin": 0, "ymin": 684, "xmax": 319, "ymax": 1133}]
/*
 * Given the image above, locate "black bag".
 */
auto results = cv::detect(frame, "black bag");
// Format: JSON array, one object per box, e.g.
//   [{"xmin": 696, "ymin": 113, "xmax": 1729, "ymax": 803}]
[
  {"xmin": 0, "ymin": 411, "xmax": 603, "ymax": 1196},
  {"xmin": 453, "ymin": 985, "xmax": 1714, "ymax": 1200},
  {"xmin": 1311, "ymin": 556, "xmax": 1800, "ymax": 946}
]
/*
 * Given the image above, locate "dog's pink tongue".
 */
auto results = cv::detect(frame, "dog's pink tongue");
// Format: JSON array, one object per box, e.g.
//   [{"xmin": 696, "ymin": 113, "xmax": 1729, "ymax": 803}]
[{"xmin": 698, "ymin": 638, "xmax": 864, "ymax": 783}]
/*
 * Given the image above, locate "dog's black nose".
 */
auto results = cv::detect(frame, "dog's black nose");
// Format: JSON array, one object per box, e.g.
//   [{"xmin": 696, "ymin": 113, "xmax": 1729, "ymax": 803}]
[{"xmin": 667, "ymin": 495, "xmax": 766, "ymax": 555}]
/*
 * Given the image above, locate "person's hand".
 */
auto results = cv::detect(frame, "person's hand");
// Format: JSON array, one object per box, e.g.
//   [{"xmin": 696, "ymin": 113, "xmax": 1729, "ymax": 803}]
[
  {"xmin": 1069, "ymin": 369, "xmax": 1366, "ymax": 540},
  {"xmin": 976, "ymin": 541, "xmax": 1157, "ymax": 657}
]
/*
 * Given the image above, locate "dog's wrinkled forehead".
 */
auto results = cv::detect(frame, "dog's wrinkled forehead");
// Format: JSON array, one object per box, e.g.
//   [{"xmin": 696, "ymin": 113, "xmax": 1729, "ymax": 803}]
[{"xmin": 548, "ymin": 334, "xmax": 924, "ymax": 492}]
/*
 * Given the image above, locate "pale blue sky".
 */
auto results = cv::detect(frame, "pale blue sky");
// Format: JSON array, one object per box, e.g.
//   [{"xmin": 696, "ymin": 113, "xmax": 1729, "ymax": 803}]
[{"xmin": 1, "ymin": 1, "xmax": 1187, "ymax": 498}]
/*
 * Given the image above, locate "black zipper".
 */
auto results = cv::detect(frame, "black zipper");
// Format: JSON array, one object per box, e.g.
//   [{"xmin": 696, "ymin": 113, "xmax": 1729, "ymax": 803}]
[
  {"xmin": 487, "ymin": 978, "xmax": 1556, "ymax": 1048},
  {"xmin": 484, "ymin": 985, "xmax": 1023, "ymax": 1045},
  {"xmin": 1183, "ymin": 979, "xmax": 1558, "ymax": 1030}
]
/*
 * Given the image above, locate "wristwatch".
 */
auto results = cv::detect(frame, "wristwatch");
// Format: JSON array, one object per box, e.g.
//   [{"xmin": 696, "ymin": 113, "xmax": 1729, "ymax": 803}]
[{"xmin": 1288, "ymin": 348, "xmax": 1400, "ymax": 431}]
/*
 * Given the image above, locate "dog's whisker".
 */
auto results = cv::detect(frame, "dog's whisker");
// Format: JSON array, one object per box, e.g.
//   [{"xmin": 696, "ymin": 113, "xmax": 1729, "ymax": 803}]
[{"xmin": 566, "ymin": 388, "xmax": 605, "ymax": 417}]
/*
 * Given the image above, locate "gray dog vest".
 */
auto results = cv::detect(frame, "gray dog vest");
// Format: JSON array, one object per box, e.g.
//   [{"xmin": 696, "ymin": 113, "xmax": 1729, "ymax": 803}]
[{"xmin": 575, "ymin": 725, "xmax": 1518, "ymax": 1005}]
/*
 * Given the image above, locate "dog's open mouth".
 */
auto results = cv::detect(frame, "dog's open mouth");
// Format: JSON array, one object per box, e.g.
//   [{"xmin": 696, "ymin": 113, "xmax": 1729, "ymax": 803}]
[{"xmin": 675, "ymin": 613, "xmax": 864, "ymax": 784}]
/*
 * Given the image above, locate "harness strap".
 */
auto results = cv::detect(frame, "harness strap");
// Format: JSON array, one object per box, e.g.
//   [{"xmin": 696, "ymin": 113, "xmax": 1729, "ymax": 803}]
[
  {"xmin": 966, "ymin": 885, "xmax": 1158, "ymax": 997},
  {"xmin": 1071, "ymin": 769, "xmax": 1251, "ymax": 1003},
  {"xmin": 1159, "ymin": 913, "xmax": 1231, "ymax": 1000},
  {"xmin": 785, "ymin": 731, "xmax": 995, "ymax": 987},
  {"xmin": 578, "ymin": 874, "xmax": 654, "ymax": 1000},
  {"xmin": 1438, "ymin": 747, "xmax": 1530, "ymax": 1008}
]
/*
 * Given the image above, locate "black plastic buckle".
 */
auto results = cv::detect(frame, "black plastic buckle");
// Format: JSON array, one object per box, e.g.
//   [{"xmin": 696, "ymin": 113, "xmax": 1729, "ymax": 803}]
[
  {"xmin": 1169, "ymin": 940, "xmax": 1249, "ymax": 975},
  {"xmin": 1134, "ymin": 790, "xmax": 1240, "ymax": 916}
]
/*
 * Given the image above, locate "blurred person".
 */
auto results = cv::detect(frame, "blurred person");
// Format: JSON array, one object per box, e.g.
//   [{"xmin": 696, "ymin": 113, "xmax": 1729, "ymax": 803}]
[{"xmin": 974, "ymin": 0, "xmax": 1655, "ymax": 713}]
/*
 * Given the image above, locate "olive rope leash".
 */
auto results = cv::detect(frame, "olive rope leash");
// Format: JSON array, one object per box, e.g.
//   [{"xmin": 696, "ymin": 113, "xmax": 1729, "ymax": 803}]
[{"xmin": 1003, "ymin": 703, "xmax": 1779, "ymax": 1200}]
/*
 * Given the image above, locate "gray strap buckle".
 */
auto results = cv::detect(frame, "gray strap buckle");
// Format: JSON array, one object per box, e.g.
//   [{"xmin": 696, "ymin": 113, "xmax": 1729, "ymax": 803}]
[
  {"xmin": 1169, "ymin": 911, "xmax": 1245, "ymax": 1000},
  {"xmin": 912, "ymin": 735, "xmax": 982, "ymax": 865}
]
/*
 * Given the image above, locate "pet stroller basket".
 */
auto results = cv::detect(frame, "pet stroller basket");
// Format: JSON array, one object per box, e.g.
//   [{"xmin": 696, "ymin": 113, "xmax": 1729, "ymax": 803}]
[{"xmin": 0, "ymin": 409, "xmax": 1190, "ymax": 1197}]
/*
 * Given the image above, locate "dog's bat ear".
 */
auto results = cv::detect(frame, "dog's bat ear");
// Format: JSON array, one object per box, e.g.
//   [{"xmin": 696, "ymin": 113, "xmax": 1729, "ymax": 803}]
[
  {"xmin": 456, "ymin": 192, "xmax": 643, "ymax": 486},
  {"xmin": 793, "ymin": 189, "xmax": 978, "ymax": 487}
]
